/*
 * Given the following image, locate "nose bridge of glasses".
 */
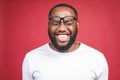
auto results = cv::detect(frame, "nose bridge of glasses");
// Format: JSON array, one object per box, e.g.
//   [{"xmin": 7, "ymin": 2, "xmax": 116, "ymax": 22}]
[
  {"xmin": 60, "ymin": 17, "xmax": 64, "ymax": 23},
  {"xmin": 58, "ymin": 19, "xmax": 67, "ymax": 30},
  {"xmin": 57, "ymin": 17, "xmax": 64, "ymax": 26}
]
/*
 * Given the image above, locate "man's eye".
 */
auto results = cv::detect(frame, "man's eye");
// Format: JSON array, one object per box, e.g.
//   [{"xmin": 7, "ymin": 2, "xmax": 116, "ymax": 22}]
[
  {"xmin": 64, "ymin": 21, "xmax": 73, "ymax": 26},
  {"xmin": 52, "ymin": 21, "xmax": 60, "ymax": 26}
]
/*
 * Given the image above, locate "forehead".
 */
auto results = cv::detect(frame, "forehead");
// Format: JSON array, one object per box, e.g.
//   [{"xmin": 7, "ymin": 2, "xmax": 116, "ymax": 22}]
[{"xmin": 50, "ymin": 7, "xmax": 76, "ymax": 17}]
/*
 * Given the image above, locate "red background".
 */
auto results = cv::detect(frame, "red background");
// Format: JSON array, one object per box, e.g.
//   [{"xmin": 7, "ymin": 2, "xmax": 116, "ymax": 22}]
[{"xmin": 0, "ymin": 0, "xmax": 120, "ymax": 80}]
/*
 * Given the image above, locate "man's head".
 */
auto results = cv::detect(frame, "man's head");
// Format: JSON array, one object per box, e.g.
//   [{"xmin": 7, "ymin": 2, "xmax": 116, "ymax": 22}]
[{"xmin": 48, "ymin": 3, "xmax": 79, "ymax": 52}]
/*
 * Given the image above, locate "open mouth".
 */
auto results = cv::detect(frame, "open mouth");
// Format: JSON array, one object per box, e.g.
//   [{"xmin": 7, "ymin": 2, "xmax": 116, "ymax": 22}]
[{"xmin": 55, "ymin": 34, "xmax": 70, "ymax": 43}]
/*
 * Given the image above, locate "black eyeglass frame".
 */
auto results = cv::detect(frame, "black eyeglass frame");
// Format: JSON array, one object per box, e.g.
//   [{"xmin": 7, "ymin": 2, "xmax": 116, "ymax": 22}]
[
  {"xmin": 48, "ymin": 16, "xmax": 78, "ymax": 27},
  {"xmin": 49, "ymin": 16, "xmax": 77, "ymax": 21}
]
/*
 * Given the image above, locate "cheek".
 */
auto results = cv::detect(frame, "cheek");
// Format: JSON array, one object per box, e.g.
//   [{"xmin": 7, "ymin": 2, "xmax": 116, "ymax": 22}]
[
  {"xmin": 68, "ymin": 26, "xmax": 77, "ymax": 35},
  {"xmin": 48, "ymin": 27, "xmax": 57, "ymax": 35}
]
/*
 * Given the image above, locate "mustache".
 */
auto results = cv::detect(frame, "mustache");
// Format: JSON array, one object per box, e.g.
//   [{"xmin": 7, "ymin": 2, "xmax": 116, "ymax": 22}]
[{"xmin": 54, "ymin": 30, "xmax": 71, "ymax": 36}]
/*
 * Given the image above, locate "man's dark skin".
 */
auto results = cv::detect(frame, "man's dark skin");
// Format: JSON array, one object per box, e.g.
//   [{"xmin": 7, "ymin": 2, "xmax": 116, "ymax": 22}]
[{"xmin": 48, "ymin": 6, "xmax": 80, "ymax": 53}]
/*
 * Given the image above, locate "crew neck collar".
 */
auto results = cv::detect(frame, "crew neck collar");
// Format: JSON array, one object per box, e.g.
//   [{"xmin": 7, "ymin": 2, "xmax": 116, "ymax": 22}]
[{"xmin": 47, "ymin": 42, "xmax": 82, "ymax": 55}]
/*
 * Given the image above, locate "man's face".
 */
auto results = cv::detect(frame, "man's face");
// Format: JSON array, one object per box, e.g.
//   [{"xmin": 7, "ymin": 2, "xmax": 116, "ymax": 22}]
[{"xmin": 48, "ymin": 7, "xmax": 79, "ymax": 52}]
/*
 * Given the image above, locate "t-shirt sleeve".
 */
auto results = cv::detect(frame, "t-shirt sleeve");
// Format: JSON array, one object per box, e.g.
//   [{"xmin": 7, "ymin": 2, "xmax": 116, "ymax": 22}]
[
  {"xmin": 22, "ymin": 54, "xmax": 33, "ymax": 80},
  {"xmin": 97, "ymin": 54, "xmax": 109, "ymax": 80}
]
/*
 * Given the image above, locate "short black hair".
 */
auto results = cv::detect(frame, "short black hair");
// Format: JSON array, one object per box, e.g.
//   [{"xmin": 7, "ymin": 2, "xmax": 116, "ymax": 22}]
[{"xmin": 48, "ymin": 3, "xmax": 78, "ymax": 18}]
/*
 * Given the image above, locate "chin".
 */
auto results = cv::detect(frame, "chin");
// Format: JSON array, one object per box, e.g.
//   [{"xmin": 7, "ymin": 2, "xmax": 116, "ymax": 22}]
[{"xmin": 57, "ymin": 41, "xmax": 69, "ymax": 47}]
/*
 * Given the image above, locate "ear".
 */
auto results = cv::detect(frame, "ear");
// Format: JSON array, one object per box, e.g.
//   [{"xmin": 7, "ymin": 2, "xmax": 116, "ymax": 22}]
[{"xmin": 76, "ymin": 20, "xmax": 80, "ymax": 29}]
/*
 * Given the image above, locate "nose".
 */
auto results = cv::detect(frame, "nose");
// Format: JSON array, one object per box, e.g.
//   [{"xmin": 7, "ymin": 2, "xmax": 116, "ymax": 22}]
[{"xmin": 57, "ymin": 21, "xmax": 67, "ymax": 31}]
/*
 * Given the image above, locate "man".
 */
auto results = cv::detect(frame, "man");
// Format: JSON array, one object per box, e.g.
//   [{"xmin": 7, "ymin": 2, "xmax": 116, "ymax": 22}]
[{"xmin": 22, "ymin": 3, "xmax": 108, "ymax": 80}]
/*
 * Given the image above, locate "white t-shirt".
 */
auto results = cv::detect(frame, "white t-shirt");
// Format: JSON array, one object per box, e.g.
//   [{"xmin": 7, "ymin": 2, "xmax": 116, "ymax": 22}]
[{"xmin": 22, "ymin": 43, "xmax": 108, "ymax": 80}]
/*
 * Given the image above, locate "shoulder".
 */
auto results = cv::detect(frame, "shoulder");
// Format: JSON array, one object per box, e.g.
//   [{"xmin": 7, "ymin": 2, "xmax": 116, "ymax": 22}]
[
  {"xmin": 24, "ymin": 43, "xmax": 50, "ymax": 59},
  {"xmin": 80, "ymin": 43, "xmax": 103, "ymax": 55},
  {"xmin": 80, "ymin": 43, "xmax": 106, "ymax": 62},
  {"xmin": 80, "ymin": 43, "xmax": 108, "ymax": 66}
]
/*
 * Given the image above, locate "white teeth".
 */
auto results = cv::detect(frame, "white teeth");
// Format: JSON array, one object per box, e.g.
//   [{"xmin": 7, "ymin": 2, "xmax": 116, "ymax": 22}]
[
  {"xmin": 57, "ymin": 35, "xmax": 68, "ymax": 41},
  {"xmin": 58, "ymin": 35, "xmax": 67, "ymax": 38}
]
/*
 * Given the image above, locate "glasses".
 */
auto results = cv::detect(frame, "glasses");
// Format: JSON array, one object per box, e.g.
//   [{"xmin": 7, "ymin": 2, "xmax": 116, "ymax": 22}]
[{"xmin": 49, "ymin": 16, "xmax": 77, "ymax": 27}]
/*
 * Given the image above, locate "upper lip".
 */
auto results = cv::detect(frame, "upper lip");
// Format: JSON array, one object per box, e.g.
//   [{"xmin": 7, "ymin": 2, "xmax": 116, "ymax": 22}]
[
  {"xmin": 55, "ymin": 32, "xmax": 70, "ymax": 35},
  {"xmin": 55, "ymin": 33, "xmax": 70, "ymax": 35}
]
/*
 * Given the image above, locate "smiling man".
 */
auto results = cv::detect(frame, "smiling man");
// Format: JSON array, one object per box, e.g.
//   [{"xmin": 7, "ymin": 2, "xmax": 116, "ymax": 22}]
[
  {"xmin": 48, "ymin": 4, "xmax": 79, "ymax": 52},
  {"xmin": 22, "ymin": 3, "xmax": 108, "ymax": 80}
]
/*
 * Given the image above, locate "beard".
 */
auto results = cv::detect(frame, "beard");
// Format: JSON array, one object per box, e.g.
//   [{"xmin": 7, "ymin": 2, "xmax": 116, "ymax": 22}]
[{"xmin": 48, "ymin": 27, "xmax": 78, "ymax": 52}]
